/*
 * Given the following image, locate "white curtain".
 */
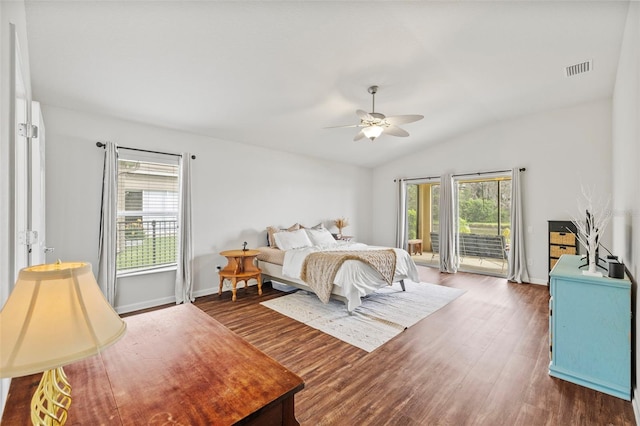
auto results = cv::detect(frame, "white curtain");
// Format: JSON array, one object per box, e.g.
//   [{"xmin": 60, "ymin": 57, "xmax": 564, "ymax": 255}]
[
  {"xmin": 395, "ymin": 179, "xmax": 408, "ymax": 250},
  {"xmin": 439, "ymin": 173, "xmax": 458, "ymax": 273},
  {"xmin": 507, "ymin": 168, "xmax": 530, "ymax": 283},
  {"xmin": 97, "ymin": 141, "xmax": 118, "ymax": 305},
  {"xmin": 175, "ymin": 153, "xmax": 194, "ymax": 304}
]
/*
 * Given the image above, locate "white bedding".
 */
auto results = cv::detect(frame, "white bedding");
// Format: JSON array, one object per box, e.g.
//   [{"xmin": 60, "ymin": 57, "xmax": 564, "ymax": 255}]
[{"xmin": 281, "ymin": 241, "xmax": 419, "ymax": 310}]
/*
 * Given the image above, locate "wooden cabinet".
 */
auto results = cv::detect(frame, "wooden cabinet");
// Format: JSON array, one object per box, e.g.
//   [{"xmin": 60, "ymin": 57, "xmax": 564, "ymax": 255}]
[
  {"xmin": 549, "ymin": 255, "xmax": 631, "ymax": 400},
  {"xmin": 548, "ymin": 220, "xmax": 579, "ymax": 275}
]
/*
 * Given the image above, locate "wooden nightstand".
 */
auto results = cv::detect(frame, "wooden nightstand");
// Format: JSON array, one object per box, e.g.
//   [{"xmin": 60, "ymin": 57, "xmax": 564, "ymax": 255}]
[{"xmin": 219, "ymin": 249, "xmax": 262, "ymax": 301}]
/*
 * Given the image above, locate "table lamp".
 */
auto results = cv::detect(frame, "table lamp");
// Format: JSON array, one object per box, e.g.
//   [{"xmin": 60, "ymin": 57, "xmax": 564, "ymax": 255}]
[{"xmin": 0, "ymin": 261, "xmax": 127, "ymax": 425}]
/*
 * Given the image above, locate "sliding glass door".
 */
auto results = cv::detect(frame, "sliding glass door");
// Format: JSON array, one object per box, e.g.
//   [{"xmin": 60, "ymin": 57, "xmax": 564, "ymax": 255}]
[
  {"xmin": 404, "ymin": 173, "xmax": 512, "ymax": 277},
  {"xmin": 454, "ymin": 174, "xmax": 511, "ymax": 276}
]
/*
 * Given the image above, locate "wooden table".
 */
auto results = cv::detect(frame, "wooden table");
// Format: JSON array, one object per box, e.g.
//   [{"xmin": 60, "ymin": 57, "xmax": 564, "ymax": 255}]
[
  {"xmin": 1, "ymin": 304, "xmax": 305, "ymax": 425},
  {"xmin": 219, "ymin": 249, "xmax": 262, "ymax": 301}
]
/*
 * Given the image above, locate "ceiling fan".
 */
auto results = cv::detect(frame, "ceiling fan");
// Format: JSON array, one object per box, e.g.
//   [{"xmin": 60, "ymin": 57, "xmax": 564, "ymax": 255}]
[{"xmin": 329, "ymin": 85, "xmax": 424, "ymax": 141}]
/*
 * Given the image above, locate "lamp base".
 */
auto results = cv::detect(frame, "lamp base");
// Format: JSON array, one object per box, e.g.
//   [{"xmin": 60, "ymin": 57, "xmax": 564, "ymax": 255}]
[{"xmin": 31, "ymin": 366, "xmax": 72, "ymax": 426}]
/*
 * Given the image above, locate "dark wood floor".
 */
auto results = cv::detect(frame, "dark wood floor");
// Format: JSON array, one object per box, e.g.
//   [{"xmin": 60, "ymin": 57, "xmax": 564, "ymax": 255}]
[{"xmin": 190, "ymin": 266, "xmax": 635, "ymax": 425}]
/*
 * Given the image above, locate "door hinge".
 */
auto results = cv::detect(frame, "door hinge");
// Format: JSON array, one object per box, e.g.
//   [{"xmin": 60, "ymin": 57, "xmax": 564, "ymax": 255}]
[
  {"xmin": 18, "ymin": 230, "xmax": 39, "ymax": 245},
  {"xmin": 18, "ymin": 123, "xmax": 39, "ymax": 138}
]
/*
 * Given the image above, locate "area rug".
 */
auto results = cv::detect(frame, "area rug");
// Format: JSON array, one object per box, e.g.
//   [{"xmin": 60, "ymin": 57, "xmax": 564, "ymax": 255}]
[{"xmin": 260, "ymin": 281, "xmax": 465, "ymax": 352}]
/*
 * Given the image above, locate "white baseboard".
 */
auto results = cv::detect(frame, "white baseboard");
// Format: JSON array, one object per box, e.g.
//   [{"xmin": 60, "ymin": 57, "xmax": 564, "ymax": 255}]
[
  {"xmin": 115, "ymin": 284, "xmax": 251, "ymax": 314},
  {"xmin": 192, "ymin": 287, "xmax": 219, "ymax": 298},
  {"xmin": 115, "ymin": 295, "xmax": 177, "ymax": 314},
  {"xmin": 528, "ymin": 277, "xmax": 548, "ymax": 286}
]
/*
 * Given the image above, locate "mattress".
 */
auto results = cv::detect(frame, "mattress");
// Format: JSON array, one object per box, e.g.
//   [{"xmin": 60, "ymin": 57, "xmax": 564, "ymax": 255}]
[
  {"xmin": 257, "ymin": 243, "xmax": 419, "ymax": 311},
  {"xmin": 256, "ymin": 246, "xmax": 285, "ymax": 265}
]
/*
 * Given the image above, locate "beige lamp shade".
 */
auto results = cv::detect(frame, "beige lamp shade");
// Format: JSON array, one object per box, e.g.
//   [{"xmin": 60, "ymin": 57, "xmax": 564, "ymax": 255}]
[{"xmin": 0, "ymin": 262, "xmax": 127, "ymax": 378}]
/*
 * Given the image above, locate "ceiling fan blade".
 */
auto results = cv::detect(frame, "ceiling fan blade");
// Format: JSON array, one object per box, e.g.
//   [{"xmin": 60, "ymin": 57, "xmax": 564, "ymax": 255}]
[
  {"xmin": 385, "ymin": 114, "xmax": 424, "ymax": 125},
  {"xmin": 356, "ymin": 109, "xmax": 373, "ymax": 120},
  {"xmin": 353, "ymin": 130, "xmax": 366, "ymax": 141},
  {"xmin": 324, "ymin": 123, "xmax": 360, "ymax": 129},
  {"xmin": 384, "ymin": 125, "xmax": 410, "ymax": 137}
]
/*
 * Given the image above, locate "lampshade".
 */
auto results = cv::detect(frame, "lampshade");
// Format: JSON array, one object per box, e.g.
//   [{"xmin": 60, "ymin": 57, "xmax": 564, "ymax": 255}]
[
  {"xmin": 362, "ymin": 125, "xmax": 384, "ymax": 141},
  {"xmin": 0, "ymin": 262, "xmax": 127, "ymax": 378}
]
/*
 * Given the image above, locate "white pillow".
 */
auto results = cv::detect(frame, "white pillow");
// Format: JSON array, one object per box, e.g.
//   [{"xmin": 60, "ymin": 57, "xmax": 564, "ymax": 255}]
[
  {"xmin": 266, "ymin": 223, "xmax": 300, "ymax": 248},
  {"xmin": 306, "ymin": 228, "xmax": 337, "ymax": 246},
  {"xmin": 274, "ymin": 228, "xmax": 313, "ymax": 251}
]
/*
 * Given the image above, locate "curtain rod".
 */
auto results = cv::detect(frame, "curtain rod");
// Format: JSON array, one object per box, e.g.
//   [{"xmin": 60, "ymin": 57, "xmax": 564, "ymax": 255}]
[
  {"xmin": 96, "ymin": 142, "xmax": 196, "ymax": 160},
  {"xmin": 453, "ymin": 167, "xmax": 525, "ymax": 178},
  {"xmin": 394, "ymin": 175, "xmax": 440, "ymax": 183},
  {"xmin": 394, "ymin": 167, "xmax": 525, "ymax": 183}
]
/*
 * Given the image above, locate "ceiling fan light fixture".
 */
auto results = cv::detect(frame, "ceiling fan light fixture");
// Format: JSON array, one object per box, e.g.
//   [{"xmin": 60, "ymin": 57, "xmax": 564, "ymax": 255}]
[
  {"xmin": 328, "ymin": 85, "xmax": 423, "ymax": 141},
  {"xmin": 362, "ymin": 125, "xmax": 384, "ymax": 141}
]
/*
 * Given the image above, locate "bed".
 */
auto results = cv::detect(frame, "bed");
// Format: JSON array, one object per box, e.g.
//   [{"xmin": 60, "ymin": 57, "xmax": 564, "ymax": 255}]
[{"xmin": 257, "ymin": 226, "xmax": 419, "ymax": 311}]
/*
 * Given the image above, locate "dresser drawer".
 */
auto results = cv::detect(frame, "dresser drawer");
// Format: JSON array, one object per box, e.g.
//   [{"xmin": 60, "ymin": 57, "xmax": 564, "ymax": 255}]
[
  {"xmin": 550, "ymin": 245, "xmax": 577, "ymax": 258},
  {"xmin": 550, "ymin": 231, "xmax": 576, "ymax": 246}
]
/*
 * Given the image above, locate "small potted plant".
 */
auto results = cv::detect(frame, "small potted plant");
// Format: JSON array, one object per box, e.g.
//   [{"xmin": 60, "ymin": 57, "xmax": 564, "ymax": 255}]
[{"xmin": 334, "ymin": 217, "xmax": 349, "ymax": 239}]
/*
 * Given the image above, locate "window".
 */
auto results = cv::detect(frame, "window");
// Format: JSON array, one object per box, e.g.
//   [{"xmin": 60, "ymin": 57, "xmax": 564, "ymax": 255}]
[
  {"xmin": 456, "ymin": 177, "xmax": 511, "ymax": 238},
  {"xmin": 404, "ymin": 179, "xmax": 440, "ymax": 265},
  {"xmin": 116, "ymin": 154, "xmax": 179, "ymax": 274},
  {"xmin": 406, "ymin": 184, "xmax": 418, "ymax": 239},
  {"xmin": 407, "ymin": 182, "xmax": 440, "ymax": 238}
]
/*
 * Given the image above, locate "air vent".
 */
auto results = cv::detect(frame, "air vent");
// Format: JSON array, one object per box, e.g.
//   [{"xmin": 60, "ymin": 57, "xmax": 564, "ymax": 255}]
[{"xmin": 565, "ymin": 60, "xmax": 592, "ymax": 77}]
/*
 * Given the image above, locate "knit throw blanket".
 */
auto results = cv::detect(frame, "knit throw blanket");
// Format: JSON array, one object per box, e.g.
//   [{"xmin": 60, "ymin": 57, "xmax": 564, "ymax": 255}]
[{"xmin": 300, "ymin": 249, "xmax": 397, "ymax": 304}]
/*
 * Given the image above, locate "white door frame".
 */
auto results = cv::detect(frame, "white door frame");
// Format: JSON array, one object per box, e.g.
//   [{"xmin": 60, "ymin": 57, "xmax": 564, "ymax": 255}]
[
  {"xmin": 30, "ymin": 101, "xmax": 47, "ymax": 265},
  {"xmin": 1, "ymin": 22, "xmax": 38, "ymax": 417}
]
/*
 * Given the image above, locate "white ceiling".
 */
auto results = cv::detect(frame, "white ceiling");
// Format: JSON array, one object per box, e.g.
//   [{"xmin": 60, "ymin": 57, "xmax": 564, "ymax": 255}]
[{"xmin": 24, "ymin": 1, "xmax": 629, "ymax": 168}]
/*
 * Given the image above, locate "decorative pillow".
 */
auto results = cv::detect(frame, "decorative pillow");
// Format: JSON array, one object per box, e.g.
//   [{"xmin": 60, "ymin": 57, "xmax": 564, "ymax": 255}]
[
  {"xmin": 306, "ymin": 227, "xmax": 337, "ymax": 246},
  {"xmin": 267, "ymin": 223, "xmax": 300, "ymax": 248},
  {"xmin": 299, "ymin": 222, "xmax": 324, "ymax": 230},
  {"xmin": 274, "ymin": 229, "xmax": 313, "ymax": 251}
]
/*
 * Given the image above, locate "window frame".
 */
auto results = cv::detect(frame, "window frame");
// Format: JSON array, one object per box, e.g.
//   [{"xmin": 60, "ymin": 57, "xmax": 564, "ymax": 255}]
[{"xmin": 116, "ymin": 151, "xmax": 181, "ymax": 277}]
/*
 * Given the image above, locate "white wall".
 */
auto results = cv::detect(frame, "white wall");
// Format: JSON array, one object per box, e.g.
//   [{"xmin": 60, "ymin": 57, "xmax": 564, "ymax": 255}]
[
  {"xmin": 0, "ymin": 0, "xmax": 32, "ymax": 414},
  {"xmin": 371, "ymin": 99, "xmax": 612, "ymax": 284},
  {"xmin": 43, "ymin": 105, "xmax": 372, "ymax": 313},
  {"xmin": 611, "ymin": 1, "xmax": 639, "ymax": 418},
  {"xmin": 612, "ymin": 2, "xmax": 639, "ymax": 277}
]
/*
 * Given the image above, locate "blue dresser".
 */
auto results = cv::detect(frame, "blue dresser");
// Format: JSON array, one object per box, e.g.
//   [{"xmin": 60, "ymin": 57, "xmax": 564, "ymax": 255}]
[{"xmin": 549, "ymin": 255, "xmax": 631, "ymax": 400}]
